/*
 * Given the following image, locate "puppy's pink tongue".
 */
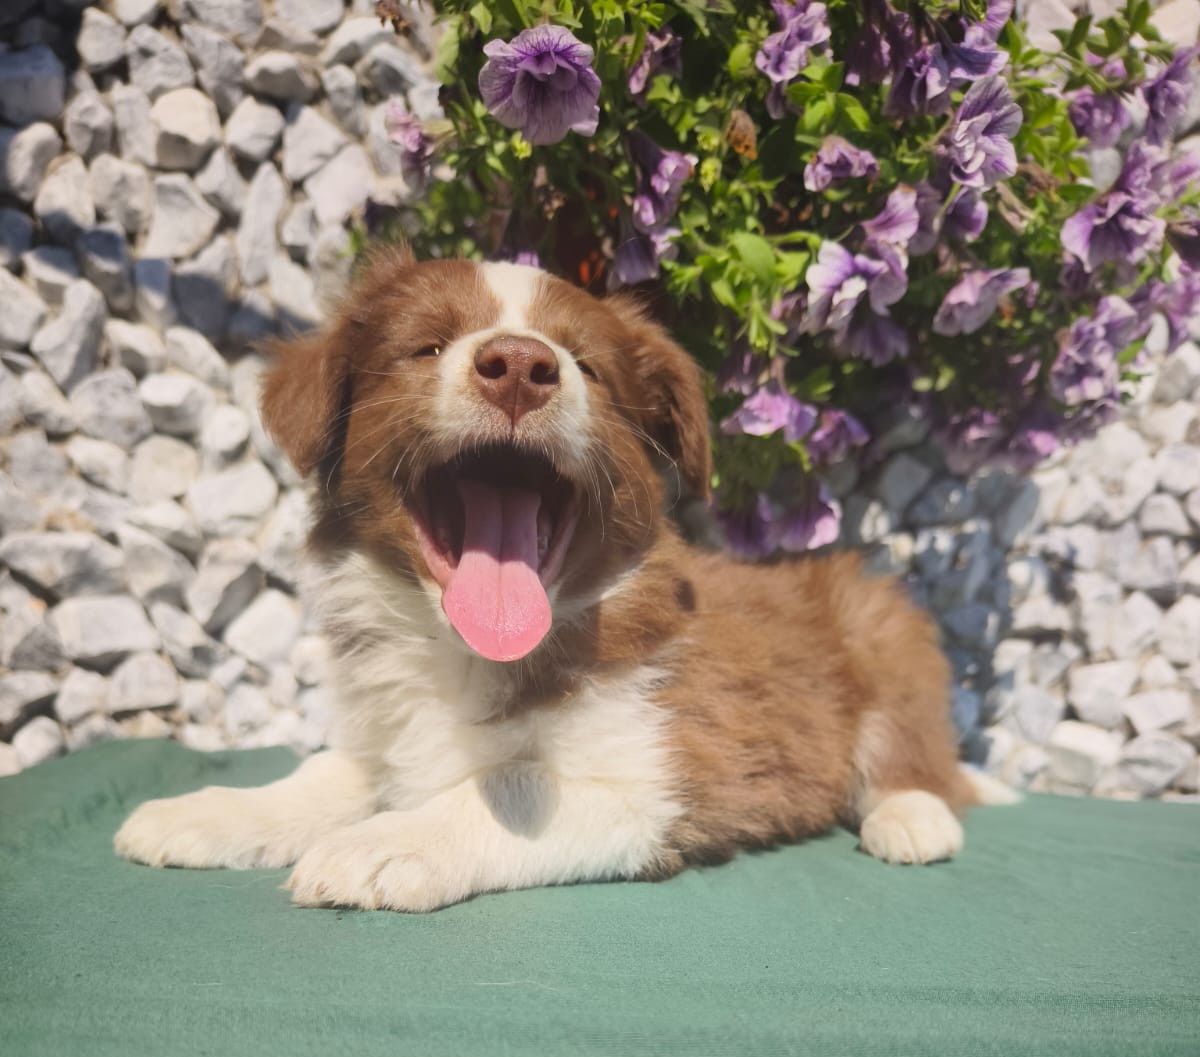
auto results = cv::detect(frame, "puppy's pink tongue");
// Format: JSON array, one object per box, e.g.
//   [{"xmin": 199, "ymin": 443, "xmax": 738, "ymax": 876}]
[{"xmin": 442, "ymin": 480, "xmax": 551, "ymax": 662}]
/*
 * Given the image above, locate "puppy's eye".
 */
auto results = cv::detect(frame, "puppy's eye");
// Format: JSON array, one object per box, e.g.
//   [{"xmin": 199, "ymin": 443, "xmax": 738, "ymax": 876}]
[
  {"xmin": 413, "ymin": 344, "xmax": 441, "ymax": 359},
  {"xmin": 577, "ymin": 359, "xmax": 598, "ymax": 381}
]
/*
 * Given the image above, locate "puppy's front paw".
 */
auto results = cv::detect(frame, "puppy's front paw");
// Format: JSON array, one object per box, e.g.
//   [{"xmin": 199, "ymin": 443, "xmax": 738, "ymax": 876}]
[
  {"xmin": 115, "ymin": 787, "xmax": 300, "ymax": 869},
  {"xmin": 859, "ymin": 790, "xmax": 963, "ymax": 865},
  {"xmin": 286, "ymin": 814, "xmax": 465, "ymax": 912}
]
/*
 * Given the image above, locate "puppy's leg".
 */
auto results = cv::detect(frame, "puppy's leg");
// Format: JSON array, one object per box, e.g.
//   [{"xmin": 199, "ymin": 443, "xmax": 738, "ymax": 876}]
[
  {"xmin": 114, "ymin": 751, "xmax": 376, "ymax": 869},
  {"xmin": 287, "ymin": 764, "xmax": 678, "ymax": 911},
  {"xmin": 852, "ymin": 711, "xmax": 973, "ymax": 865}
]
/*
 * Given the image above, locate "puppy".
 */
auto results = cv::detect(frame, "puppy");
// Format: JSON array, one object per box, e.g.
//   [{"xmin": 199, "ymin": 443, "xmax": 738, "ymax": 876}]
[{"xmin": 116, "ymin": 250, "xmax": 1008, "ymax": 911}]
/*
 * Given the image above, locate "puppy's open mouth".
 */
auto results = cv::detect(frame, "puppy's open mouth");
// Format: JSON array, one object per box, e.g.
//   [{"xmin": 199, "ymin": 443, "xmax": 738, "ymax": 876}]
[{"xmin": 410, "ymin": 444, "xmax": 579, "ymax": 663}]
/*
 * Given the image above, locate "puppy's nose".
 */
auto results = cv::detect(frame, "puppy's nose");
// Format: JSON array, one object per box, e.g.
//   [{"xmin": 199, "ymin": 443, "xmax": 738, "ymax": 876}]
[{"xmin": 473, "ymin": 336, "xmax": 560, "ymax": 425}]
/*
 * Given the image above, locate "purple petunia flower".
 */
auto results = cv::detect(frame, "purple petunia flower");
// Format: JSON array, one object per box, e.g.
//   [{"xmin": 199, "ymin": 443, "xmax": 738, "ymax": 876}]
[
  {"xmin": 384, "ymin": 100, "xmax": 433, "ymax": 180},
  {"xmin": 945, "ymin": 187, "xmax": 988, "ymax": 243},
  {"xmin": 1068, "ymin": 88, "xmax": 1131, "ymax": 148},
  {"xmin": 803, "ymin": 241, "xmax": 909, "ymax": 364},
  {"xmin": 1062, "ymin": 142, "xmax": 1166, "ymax": 271},
  {"xmin": 939, "ymin": 408, "xmax": 1004, "ymax": 476},
  {"xmin": 611, "ymin": 223, "xmax": 679, "ymax": 287},
  {"xmin": 940, "ymin": 75, "xmax": 1022, "ymax": 188},
  {"xmin": 887, "ymin": 44, "xmax": 952, "ymax": 116},
  {"xmin": 1168, "ymin": 218, "xmax": 1200, "ymax": 270},
  {"xmin": 1136, "ymin": 267, "xmax": 1200, "ymax": 352},
  {"xmin": 863, "ymin": 185, "xmax": 919, "ymax": 250},
  {"xmin": 717, "ymin": 347, "xmax": 768, "ymax": 395},
  {"xmin": 1142, "ymin": 47, "xmax": 1199, "ymax": 146},
  {"xmin": 478, "ymin": 25, "xmax": 601, "ymax": 146},
  {"xmin": 932, "ymin": 267, "xmax": 1030, "ymax": 336},
  {"xmin": 628, "ymin": 27, "xmax": 682, "ymax": 101},
  {"xmin": 629, "ymin": 131, "xmax": 695, "ymax": 233},
  {"xmin": 777, "ymin": 482, "xmax": 841, "ymax": 552},
  {"xmin": 720, "ymin": 382, "xmax": 816, "ymax": 442},
  {"xmin": 756, "ymin": 1, "xmax": 830, "ymax": 85},
  {"xmin": 807, "ymin": 408, "xmax": 870, "ymax": 464},
  {"xmin": 1049, "ymin": 295, "xmax": 1138, "ymax": 406},
  {"xmin": 804, "ymin": 136, "xmax": 879, "ymax": 192},
  {"xmin": 1005, "ymin": 409, "xmax": 1061, "ymax": 472},
  {"xmin": 717, "ymin": 491, "xmax": 779, "ymax": 559}
]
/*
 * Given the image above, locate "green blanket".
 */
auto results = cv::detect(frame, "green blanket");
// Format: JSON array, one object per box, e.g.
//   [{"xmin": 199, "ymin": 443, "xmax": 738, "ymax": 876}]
[{"xmin": 1, "ymin": 740, "xmax": 1197, "ymax": 1057}]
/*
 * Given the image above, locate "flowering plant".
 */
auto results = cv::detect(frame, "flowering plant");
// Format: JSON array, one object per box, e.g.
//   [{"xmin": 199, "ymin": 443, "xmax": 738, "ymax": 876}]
[{"xmin": 382, "ymin": 0, "xmax": 1200, "ymax": 557}]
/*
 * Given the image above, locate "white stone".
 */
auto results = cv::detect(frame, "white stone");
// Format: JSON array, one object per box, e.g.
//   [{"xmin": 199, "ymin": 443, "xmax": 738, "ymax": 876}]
[
  {"xmin": 236, "ymin": 163, "xmax": 287, "ymax": 285},
  {"xmin": 0, "ymin": 123, "xmax": 61, "ymax": 202},
  {"xmin": 1110, "ymin": 592, "xmax": 1164, "ymax": 660},
  {"xmin": 1008, "ymin": 686, "xmax": 1065, "ymax": 745},
  {"xmin": 55, "ymin": 668, "xmax": 110, "ymax": 725},
  {"xmin": 1142, "ymin": 402, "xmax": 1196, "ymax": 446},
  {"xmin": 0, "ymin": 530, "xmax": 125, "ymax": 598},
  {"xmin": 179, "ymin": 678, "xmax": 223, "ymax": 722},
  {"xmin": 995, "ymin": 478, "xmax": 1041, "ymax": 547},
  {"xmin": 357, "ymin": 41, "xmax": 424, "ymax": 97},
  {"xmin": 1067, "ymin": 661, "xmax": 1137, "ymax": 729},
  {"xmin": 120, "ymin": 710, "xmax": 173, "ymax": 739},
  {"xmin": 0, "ymin": 208, "xmax": 34, "ymax": 270},
  {"xmin": 105, "ymin": 320, "xmax": 165, "ymax": 377},
  {"xmin": 1139, "ymin": 654, "xmax": 1180, "ymax": 691},
  {"xmin": 180, "ymin": 23, "xmax": 245, "ymax": 118},
  {"xmin": 0, "ymin": 45, "xmax": 65, "ymax": 126},
  {"xmin": 108, "ymin": 652, "xmax": 179, "ymax": 713},
  {"xmin": 223, "ymin": 589, "xmax": 302, "ymax": 667},
  {"xmin": 321, "ymin": 64, "xmax": 364, "ymax": 135},
  {"xmin": 1124, "ymin": 689, "xmax": 1191, "ymax": 735},
  {"xmin": 1139, "ymin": 493, "xmax": 1192, "ymax": 537},
  {"xmin": 90, "ymin": 153, "xmax": 152, "ymax": 236},
  {"xmin": 290, "ymin": 634, "xmax": 330, "ymax": 687},
  {"xmin": 128, "ymin": 500, "xmax": 202, "ymax": 556},
  {"xmin": 1046, "ymin": 720, "xmax": 1122, "ymax": 790},
  {"xmin": 1010, "ymin": 595, "xmax": 1072, "ymax": 637},
  {"xmin": 21, "ymin": 245, "xmax": 78, "ymax": 306},
  {"xmin": 1114, "ymin": 534, "xmax": 1179, "ymax": 598},
  {"xmin": 174, "ymin": 235, "xmax": 237, "ymax": 339},
  {"xmin": 126, "ymin": 25, "xmax": 194, "ymax": 99},
  {"xmin": 257, "ymin": 18, "xmax": 321, "ymax": 56},
  {"xmin": 49, "ymin": 595, "xmax": 159, "ymax": 669},
  {"xmin": 78, "ymin": 8, "xmax": 126, "ymax": 72},
  {"xmin": 65, "ymin": 714, "xmax": 123, "ymax": 752},
  {"xmin": 180, "ymin": 722, "xmax": 226, "ymax": 751},
  {"xmin": 65, "ymin": 436, "xmax": 128, "ymax": 493},
  {"xmin": 224, "ymin": 96, "xmax": 284, "ymax": 163},
  {"xmin": 19, "ymin": 370, "xmax": 75, "ymax": 436},
  {"xmin": 1156, "ymin": 444, "xmax": 1200, "ymax": 496},
  {"xmin": 257, "ymin": 487, "xmax": 309, "ymax": 584},
  {"xmin": 181, "ymin": 0, "xmax": 264, "ymax": 44},
  {"xmin": 224, "ymin": 682, "xmax": 272, "ymax": 736},
  {"xmin": 321, "ymin": 16, "xmax": 393, "ymax": 65},
  {"xmin": 1159, "ymin": 596, "xmax": 1200, "ymax": 666},
  {"xmin": 195, "ymin": 148, "xmax": 246, "ymax": 219},
  {"xmin": 164, "ymin": 326, "xmax": 230, "ymax": 390},
  {"xmin": 1118, "ymin": 732, "xmax": 1196, "ymax": 794},
  {"xmin": 304, "ymin": 144, "xmax": 372, "ymax": 226},
  {"xmin": 130, "ymin": 260, "xmax": 178, "ymax": 335},
  {"xmin": 143, "ymin": 175, "xmax": 221, "ymax": 260},
  {"xmin": 269, "ymin": 253, "xmax": 322, "ymax": 330},
  {"xmin": 282, "ymin": 104, "xmax": 348, "ymax": 184},
  {"xmin": 310, "ymin": 223, "xmax": 353, "ymax": 309},
  {"xmin": 110, "ymin": 84, "xmax": 157, "ymax": 166},
  {"xmin": 1151, "ymin": 0, "xmax": 1200, "ymax": 49},
  {"xmin": 128, "ymin": 434, "xmax": 200, "ymax": 504},
  {"xmin": 13, "ymin": 716, "xmax": 64, "ymax": 768},
  {"xmin": 138, "ymin": 372, "xmax": 214, "ymax": 437},
  {"xmin": 0, "ymin": 671, "xmax": 58, "ymax": 731},
  {"xmin": 185, "ymin": 538, "xmax": 263, "ymax": 632},
  {"xmin": 151, "ymin": 87, "xmax": 221, "ymax": 170},
  {"xmin": 274, "ymin": 0, "xmax": 343, "ymax": 34},
  {"xmin": 0, "ymin": 267, "xmax": 47, "ymax": 348},
  {"xmin": 150, "ymin": 602, "xmax": 225, "ymax": 678},
  {"xmin": 245, "ymin": 51, "xmax": 317, "ymax": 102},
  {"xmin": 116, "ymin": 524, "xmax": 194, "ymax": 606},
  {"xmin": 1056, "ymin": 476, "xmax": 1104, "ymax": 526},
  {"xmin": 70, "ymin": 368, "xmax": 153, "ymax": 450},
  {"xmin": 34, "ymin": 155, "xmax": 95, "ymax": 244},
  {"xmin": 113, "ymin": 0, "xmax": 161, "ymax": 26},
  {"xmin": 63, "ymin": 92, "xmax": 114, "ymax": 160},
  {"xmin": 200, "ymin": 404, "xmax": 251, "ymax": 464},
  {"xmin": 1153, "ymin": 343, "xmax": 1200, "ymax": 403},
  {"xmin": 187, "ymin": 460, "xmax": 279, "ymax": 536},
  {"xmin": 75, "ymin": 223, "xmax": 134, "ymax": 312}
]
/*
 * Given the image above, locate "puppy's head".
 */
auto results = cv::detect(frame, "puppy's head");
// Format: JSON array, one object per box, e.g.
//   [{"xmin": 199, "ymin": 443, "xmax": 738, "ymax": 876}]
[{"xmin": 261, "ymin": 249, "xmax": 710, "ymax": 663}]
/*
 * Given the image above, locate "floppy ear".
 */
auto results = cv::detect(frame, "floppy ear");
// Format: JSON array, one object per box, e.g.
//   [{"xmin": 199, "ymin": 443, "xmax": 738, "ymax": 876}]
[
  {"xmin": 260, "ymin": 326, "xmax": 352, "ymax": 483},
  {"xmin": 607, "ymin": 295, "xmax": 713, "ymax": 499}
]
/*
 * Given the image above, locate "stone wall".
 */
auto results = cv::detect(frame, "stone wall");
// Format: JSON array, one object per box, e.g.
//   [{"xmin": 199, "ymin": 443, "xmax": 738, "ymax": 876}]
[{"xmin": 0, "ymin": 1, "xmax": 1197, "ymax": 800}]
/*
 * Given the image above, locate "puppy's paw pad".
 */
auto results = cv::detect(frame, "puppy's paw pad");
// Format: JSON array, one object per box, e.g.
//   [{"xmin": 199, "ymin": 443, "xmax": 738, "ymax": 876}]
[{"xmin": 860, "ymin": 790, "xmax": 963, "ymax": 865}]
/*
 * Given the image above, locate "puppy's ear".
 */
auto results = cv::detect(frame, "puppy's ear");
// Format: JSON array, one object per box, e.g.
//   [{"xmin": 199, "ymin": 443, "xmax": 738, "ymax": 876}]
[
  {"xmin": 608, "ymin": 295, "xmax": 713, "ymax": 499},
  {"xmin": 260, "ymin": 326, "xmax": 352, "ymax": 482}
]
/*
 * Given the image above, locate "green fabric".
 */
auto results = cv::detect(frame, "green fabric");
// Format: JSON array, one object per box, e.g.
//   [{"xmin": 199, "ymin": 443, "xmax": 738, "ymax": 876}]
[{"xmin": 1, "ymin": 741, "xmax": 1197, "ymax": 1057}]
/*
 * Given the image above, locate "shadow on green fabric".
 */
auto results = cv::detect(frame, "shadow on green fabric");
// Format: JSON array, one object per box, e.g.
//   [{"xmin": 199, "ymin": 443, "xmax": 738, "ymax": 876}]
[{"xmin": 1, "ymin": 739, "xmax": 1197, "ymax": 1057}]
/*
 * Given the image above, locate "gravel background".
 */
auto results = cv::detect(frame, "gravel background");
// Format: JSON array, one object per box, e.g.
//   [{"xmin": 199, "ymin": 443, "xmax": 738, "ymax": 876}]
[{"xmin": 0, "ymin": 0, "xmax": 1198, "ymax": 801}]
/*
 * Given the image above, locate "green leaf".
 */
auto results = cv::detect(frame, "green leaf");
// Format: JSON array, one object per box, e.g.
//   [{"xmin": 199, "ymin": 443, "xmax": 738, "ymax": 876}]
[
  {"xmin": 730, "ymin": 232, "xmax": 776, "ymax": 284},
  {"xmin": 727, "ymin": 40, "xmax": 754, "ymax": 79},
  {"xmin": 710, "ymin": 276, "xmax": 737, "ymax": 309},
  {"xmin": 469, "ymin": 2, "xmax": 492, "ymax": 34},
  {"xmin": 434, "ymin": 16, "xmax": 461, "ymax": 81}
]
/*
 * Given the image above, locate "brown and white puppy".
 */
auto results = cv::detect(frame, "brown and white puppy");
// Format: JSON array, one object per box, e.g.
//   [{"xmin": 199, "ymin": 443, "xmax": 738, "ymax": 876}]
[{"xmin": 115, "ymin": 250, "xmax": 1012, "ymax": 911}]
